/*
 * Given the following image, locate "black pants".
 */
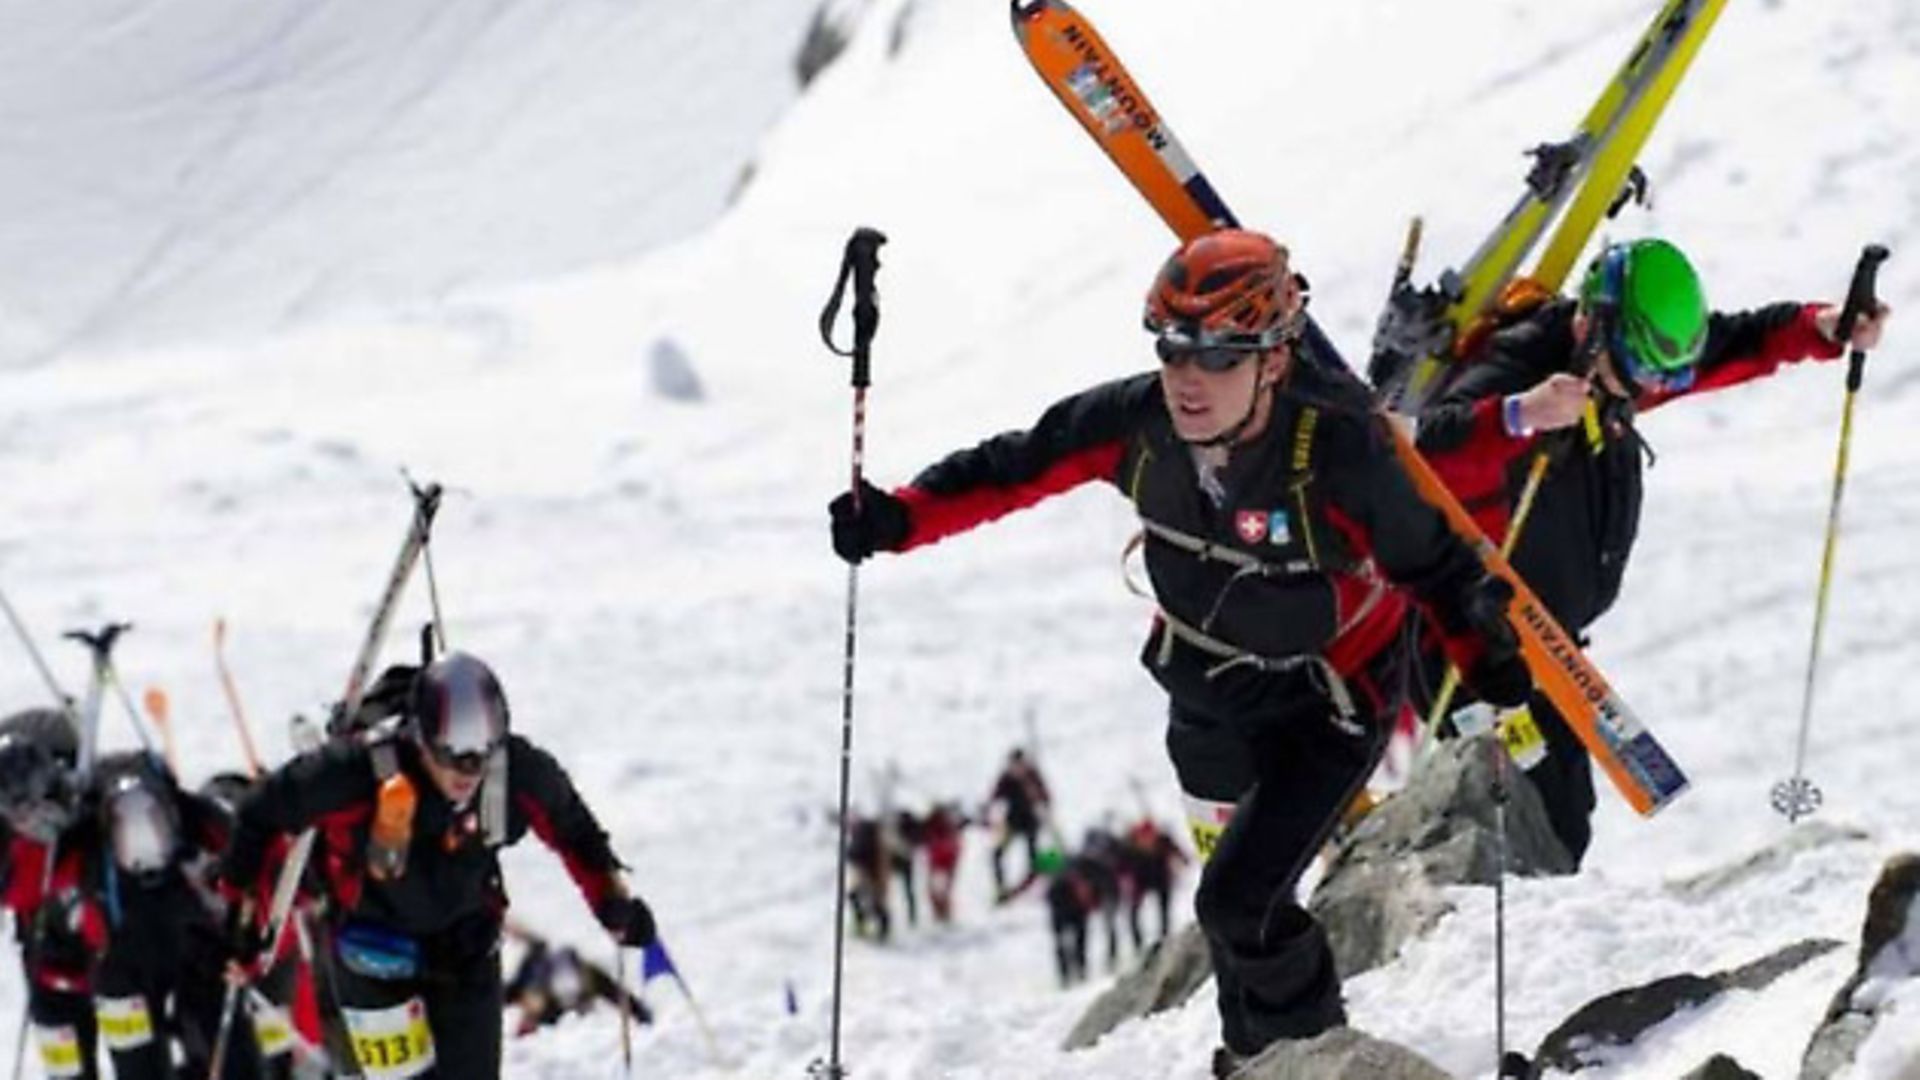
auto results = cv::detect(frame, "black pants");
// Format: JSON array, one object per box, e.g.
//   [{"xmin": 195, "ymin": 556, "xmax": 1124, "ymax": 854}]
[
  {"xmin": 1045, "ymin": 880, "xmax": 1088, "ymax": 986},
  {"xmin": 1128, "ymin": 878, "xmax": 1173, "ymax": 951},
  {"xmin": 92, "ymin": 893, "xmax": 264, "ymax": 1080},
  {"xmin": 992, "ymin": 828, "xmax": 1040, "ymax": 895},
  {"xmin": 27, "ymin": 979, "xmax": 98, "ymax": 1080},
  {"xmin": 1518, "ymin": 691, "xmax": 1597, "ymax": 864},
  {"xmin": 1164, "ymin": 679, "xmax": 1387, "ymax": 1056},
  {"xmin": 890, "ymin": 852, "xmax": 919, "ymax": 928},
  {"xmin": 332, "ymin": 943, "xmax": 503, "ymax": 1079}
]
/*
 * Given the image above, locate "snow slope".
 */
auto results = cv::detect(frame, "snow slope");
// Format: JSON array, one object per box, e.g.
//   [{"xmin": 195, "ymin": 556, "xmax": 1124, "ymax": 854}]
[
  {"xmin": 1, "ymin": 0, "xmax": 1918, "ymax": 1077},
  {"xmin": 0, "ymin": 0, "xmax": 817, "ymax": 365}
]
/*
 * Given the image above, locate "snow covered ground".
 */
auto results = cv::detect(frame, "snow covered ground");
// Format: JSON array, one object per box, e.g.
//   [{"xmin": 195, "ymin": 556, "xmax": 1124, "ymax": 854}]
[{"xmin": 1, "ymin": 0, "xmax": 1918, "ymax": 1076}]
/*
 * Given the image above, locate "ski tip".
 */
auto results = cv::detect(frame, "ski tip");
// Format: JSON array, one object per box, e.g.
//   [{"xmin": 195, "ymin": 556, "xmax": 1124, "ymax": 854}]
[{"xmin": 1010, "ymin": 0, "xmax": 1049, "ymax": 29}]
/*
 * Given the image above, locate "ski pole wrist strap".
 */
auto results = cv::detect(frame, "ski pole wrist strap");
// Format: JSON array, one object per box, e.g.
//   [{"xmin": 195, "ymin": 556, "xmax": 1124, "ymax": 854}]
[{"xmin": 1502, "ymin": 395, "xmax": 1534, "ymax": 439}]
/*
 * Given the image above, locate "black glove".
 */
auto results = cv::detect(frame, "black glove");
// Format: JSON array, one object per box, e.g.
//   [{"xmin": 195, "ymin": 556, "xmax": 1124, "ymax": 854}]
[
  {"xmin": 24, "ymin": 895, "xmax": 89, "ymax": 973},
  {"xmin": 1454, "ymin": 574, "xmax": 1532, "ymax": 710},
  {"xmin": 598, "ymin": 894, "xmax": 657, "ymax": 949},
  {"xmin": 828, "ymin": 481, "xmax": 912, "ymax": 564}
]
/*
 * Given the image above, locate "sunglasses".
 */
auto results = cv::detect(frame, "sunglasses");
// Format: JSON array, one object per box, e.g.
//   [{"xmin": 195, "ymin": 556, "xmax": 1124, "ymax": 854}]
[{"xmin": 1154, "ymin": 337, "xmax": 1261, "ymax": 373}]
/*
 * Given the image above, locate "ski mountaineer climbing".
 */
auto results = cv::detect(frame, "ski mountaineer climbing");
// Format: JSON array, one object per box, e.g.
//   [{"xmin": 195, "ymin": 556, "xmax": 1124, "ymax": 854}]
[
  {"xmin": 828, "ymin": 228, "xmax": 1532, "ymax": 1070},
  {"xmin": 985, "ymin": 747, "xmax": 1052, "ymax": 901},
  {"xmin": 88, "ymin": 751, "xmax": 270, "ymax": 1080},
  {"xmin": 503, "ymin": 935, "xmax": 652, "ymax": 1037},
  {"xmin": 1414, "ymin": 237, "xmax": 1893, "ymax": 864},
  {"xmin": 219, "ymin": 652, "xmax": 656, "ymax": 1080},
  {"xmin": 0, "ymin": 708, "xmax": 106, "ymax": 1079}
]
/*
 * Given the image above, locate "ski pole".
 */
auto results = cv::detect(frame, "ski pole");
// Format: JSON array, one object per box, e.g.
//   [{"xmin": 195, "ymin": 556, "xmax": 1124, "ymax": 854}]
[
  {"xmin": 0, "ymin": 586, "xmax": 82, "ymax": 730},
  {"xmin": 402, "ymin": 471, "xmax": 451, "ymax": 654},
  {"xmin": 213, "ymin": 618, "xmax": 266, "ymax": 777},
  {"xmin": 1415, "ymin": 448, "xmax": 1553, "ymax": 761},
  {"xmin": 811, "ymin": 226, "xmax": 886, "ymax": 1080},
  {"xmin": 63, "ymin": 624, "xmax": 132, "ymax": 783},
  {"xmin": 207, "ymin": 926, "xmax": 248, "ymax": 1080},
  {"xmin": 1771, "ymin": 243, "xmax": 1890, "ymax": 822},
  {"xmin": 1488, "ymin": 735, "xmax": 1536, "ymax": 1080},
  {"xmin": 670, "ymin": 968, "xmax": 724, "ymax": 1068},
  {"xmin": 613, "ymin": 939, "xmax": 633, "ymax": 1077},
  {"xmin": 102, "ymin": 655, "xmax": 158, "ymax": 759}
]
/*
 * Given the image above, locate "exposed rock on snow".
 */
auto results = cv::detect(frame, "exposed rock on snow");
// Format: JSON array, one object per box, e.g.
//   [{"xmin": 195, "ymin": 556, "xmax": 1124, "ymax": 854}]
[
  {"xmin": 1063, "ymin": 923, "xmax": 1212, "ymax": 1050},
  {"xmin": 649, "ymin": 337, "xmax": 705, "ymax": 403},
  {"xmin": 1311, "ymin": 734, "xmax": 1574, "ymax": 977},
  {"xmin": 1530, "ymin": 938, "xmax": 1843, "ymax": 1074},
  {"xmin": 1678, "ymin": 1054, "xmax": 1763, "ymax": 1080},
  {"xmin": 1801, "ymin": 853, "xmax": 1920, "ymax": 1080},
  {"xmin": 795, "ymin": 0, "xmax": 870, "ymax": 88},
  {"xmin": 1228, "ymin": 1025, "xmax": 1452, "ymax": 1080}
]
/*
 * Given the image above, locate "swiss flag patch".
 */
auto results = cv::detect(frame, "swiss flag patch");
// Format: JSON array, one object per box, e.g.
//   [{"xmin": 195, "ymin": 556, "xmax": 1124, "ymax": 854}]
[{"xmin": 1234, "ymin": 510, "xmax": 1268, "ymax": 544}]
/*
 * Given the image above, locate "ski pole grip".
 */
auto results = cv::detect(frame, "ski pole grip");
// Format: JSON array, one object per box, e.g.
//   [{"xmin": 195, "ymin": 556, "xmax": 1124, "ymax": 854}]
[
  {"xmin": 817, "ymin": 227, "xmax": 890, "ymax": 388},
  {"xmin": 847, "ymin": 227, "xmax": 886, "ymax": 388},
  {"xmin": 1836, "ymin": 243, "xmax": 1889, "ymax": 392}
]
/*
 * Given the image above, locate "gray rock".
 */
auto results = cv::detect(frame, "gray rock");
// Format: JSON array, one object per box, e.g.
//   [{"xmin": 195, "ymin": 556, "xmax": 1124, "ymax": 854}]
[
  {"xmin": 1531, "ymin": 938, "xmax": 1842, "ymax": 1074},
  {"xmin": 648, "ymin": 337, "xmax": 704, "ymax": 402},
  {"xmin": 794, "ymin": 0, "xmax": 860, "ymax": 88},
  {"xmin": 1310, "ymin": 734, "xmax": 1573, "ymax": 977},
  {"xmin": 1062, "ymin": 923, "xmax": 1212, "ymax": 1050},
  {"xmin": 1678, "ymin": 1054, "xmax": 1761, "ymax": 1080},
  {"xmin": 1229, "ymin": 1026, "xmax": 1452, "ymax": 1080},
  {"xmin": 1801, "ymin": 853, "xmax": 1920, "ymax": 1080}
]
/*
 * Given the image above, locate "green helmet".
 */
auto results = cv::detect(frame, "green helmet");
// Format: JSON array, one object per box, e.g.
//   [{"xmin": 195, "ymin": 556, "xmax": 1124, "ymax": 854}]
[{"xmin": 1579, "ymin": 239, "xmax": 1708, "ymax": 386}]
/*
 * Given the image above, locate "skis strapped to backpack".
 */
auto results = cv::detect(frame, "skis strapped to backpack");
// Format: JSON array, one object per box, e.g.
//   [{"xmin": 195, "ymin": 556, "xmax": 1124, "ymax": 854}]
[
  {"xmin": 1011, "ymin": 0, "xmax": 1693, "ymax": 815},
  {"xmin": 258, "ymin": 480, "xmax": 444, "ymax": 976},
  {"xmin": 1372, "ymin": 0, "xmax": 1729, "ymax": 412}
]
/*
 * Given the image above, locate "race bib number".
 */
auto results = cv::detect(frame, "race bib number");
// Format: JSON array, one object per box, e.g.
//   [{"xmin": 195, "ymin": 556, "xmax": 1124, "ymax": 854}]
[
  {"xmin": 248, "ymin": 994, "xmax": 296, "ymax": 1059},
  {"xmin": 1182, "ymin": 794, "xmax": 1237, "ymax": 863},
  {"xmin": 1497, "ymin": 706, "xmax": 1549, "ymax": 771},
  {"xmin": 96, "ymin": 994, "xmax": 156, "ymax": 1051},
  {"xmin": 343, "ymin": 998, "xmax": 436, "ymax": 1079},
  {"xmin": 34, "ymin": 1024, "xmax": 84, "ymax": 1079}
]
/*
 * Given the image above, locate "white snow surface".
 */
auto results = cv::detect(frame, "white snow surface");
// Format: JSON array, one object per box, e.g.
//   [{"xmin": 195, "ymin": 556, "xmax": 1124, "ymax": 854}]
[
  {"xmin": 2, "ymin": 0, "xmax": 1919, "ymax": 1077},
  {"xmin": 0, "ymin": 0, "xmax": 818, "ymax": 365}
]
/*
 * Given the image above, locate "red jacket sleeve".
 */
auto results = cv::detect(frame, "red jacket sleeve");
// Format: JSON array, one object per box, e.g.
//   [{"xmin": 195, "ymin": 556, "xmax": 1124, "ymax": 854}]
[
  {"xmin": 1642, "ymin": 303, "xmax": 1842, "ymax": 410},
  {"xmin": 893, "ymin": 374, "xmax": 1156, "ymax": 551}
]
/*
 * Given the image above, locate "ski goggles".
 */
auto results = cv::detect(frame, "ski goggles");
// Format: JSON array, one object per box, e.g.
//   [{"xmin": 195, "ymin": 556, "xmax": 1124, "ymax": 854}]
[
  {"xmin": 1608, "ymin": 332, "xmax": 1697, "ymax": 395},
  {"xmin": 424, "ymin": 741, "xmax": 493, "ymax": 778}
]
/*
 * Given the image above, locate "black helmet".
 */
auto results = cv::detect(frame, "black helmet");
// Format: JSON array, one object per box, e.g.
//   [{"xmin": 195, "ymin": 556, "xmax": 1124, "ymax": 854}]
[
  {"xmin": 199, "ymin": 771, "xmax": 256, "ymax": 818},
  {"xmin": 104, "ymin": 770, "xmax": 181, "ymax": 882},
  {"xmin": 0, "ymin": 707, "xmax": 79, "ymax": 765},
  {"xmin": 411, "ymin": 653, "xmax": 509, "ymax": 775},
  {"xmin": 0, "ymin": 727, "xmax": 75, "ymax": 841}
]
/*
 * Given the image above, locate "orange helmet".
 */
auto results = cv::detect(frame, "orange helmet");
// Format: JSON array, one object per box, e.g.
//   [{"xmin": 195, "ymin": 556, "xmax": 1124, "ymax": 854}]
[{"xmin": 1143, "ymin": 229, "xmax": 1303, "ymax": 350}]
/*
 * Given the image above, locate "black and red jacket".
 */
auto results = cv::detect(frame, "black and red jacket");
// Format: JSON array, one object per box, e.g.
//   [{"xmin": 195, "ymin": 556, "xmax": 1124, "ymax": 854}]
[
  {"xmin": 889, "ymin": 364, "xmax": 1496, "ymax": 722},
  {"xmin": 224, "ymin": 735, "xmax": 623, "ymax": 963},
  {"xmin": 1417, "ymin": 299, "xmax": 1841, "ymax": 631},
  {"xmin": 2, "ymin": 824, "xmax": 108, "ymax": 993}
]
